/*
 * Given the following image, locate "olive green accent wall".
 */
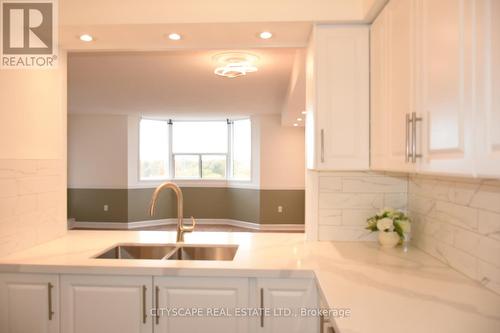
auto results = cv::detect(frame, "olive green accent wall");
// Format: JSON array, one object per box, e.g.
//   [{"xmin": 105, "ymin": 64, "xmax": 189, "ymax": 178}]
[
  {"xmin": 260, "ymin": 190, "xmax": 305, "ymax": 224},
  {"xmin": 68, "ymin": 187, "xmax": 304, "ymax": 224},
  {"xmin": 68, "ymin": 189, "xmax": 128, "ymax": 223}
]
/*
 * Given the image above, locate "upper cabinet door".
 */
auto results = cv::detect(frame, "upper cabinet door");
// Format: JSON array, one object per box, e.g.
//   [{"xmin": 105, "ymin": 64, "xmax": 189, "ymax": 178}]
[
  {"xmin": 385, "ymin": 0, "xmax": 417, "ymax": 172},
  {"xmin": 475, "ymin": 0, "xmax": 500, "ymax": 177},
  {"xmin": 417, "ymin": 0, "xmax": 475, "ymax": 175},
  {"xmin": 370, "ymin": 6, "xmax": 388, "ymax": 170},
  {"xmin": 371, "ymin": 0, "xmax": 416, "ymax": 172},
  {"xmin": 0, "ymin": 274, "xmax": 59, "ymax": 333},
  {"xmin": 306, "ymin": 25, "xmax": 370, "ymax": 170}
]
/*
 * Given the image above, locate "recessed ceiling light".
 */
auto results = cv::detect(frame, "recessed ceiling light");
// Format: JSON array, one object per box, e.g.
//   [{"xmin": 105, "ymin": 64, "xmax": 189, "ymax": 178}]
[
  {"xmin": 293, "ymin": 123, "xmax": 299, "ymax": 127},
  {"xmin": 168, "ymin": 33, "xmax": 182, "ymax": 41},
  {"xmin": 79, "ymin": 34, "xmax": 93, "ymax": 42},
  {"xmin": 297, "ymin": 118, "xmax": 303, "ymax": 122},
  {"xmin": 301, "ymin": 111, "xmax": 307, "ymax": 115},
  {"xmin": 259, "ymin": 31, "xmax": 273, "ymax": 40}
]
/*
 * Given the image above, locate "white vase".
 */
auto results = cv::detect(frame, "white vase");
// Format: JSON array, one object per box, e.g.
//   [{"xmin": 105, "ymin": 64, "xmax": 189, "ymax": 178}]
[{"xmin": 378, "ymin": 231, "xmax": 400, "ymax": 248}]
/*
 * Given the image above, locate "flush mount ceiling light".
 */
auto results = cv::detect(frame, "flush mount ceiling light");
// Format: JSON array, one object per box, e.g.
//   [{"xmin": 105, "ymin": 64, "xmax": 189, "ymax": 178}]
[
  {"xmin": 79, "ymin": 34, "xmax": 93, "ymax": 42},
  {"xmin": 168, "ymin": 33, "xmax": 182, "ymax": 41},
  {"xmin": 213, "ymin": 52, "xmax": 259, "ymax": 79},
  {"xmin": 259, "ymin": 31, "xmax": 273, "ymax": 39}
]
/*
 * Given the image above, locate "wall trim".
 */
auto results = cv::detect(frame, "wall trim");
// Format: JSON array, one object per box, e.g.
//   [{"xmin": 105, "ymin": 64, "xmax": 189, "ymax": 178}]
[
  {"xmin": 67, "ymin": 185, "xmax": 306, "ymax": 190},
  {"xmin": 68, "ymin": 218, "xmax": 305, "ymax": 232}
]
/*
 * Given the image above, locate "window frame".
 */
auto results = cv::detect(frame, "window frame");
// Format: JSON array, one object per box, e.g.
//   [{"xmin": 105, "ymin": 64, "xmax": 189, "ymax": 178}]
[{"xmin": 138, "ymin": 117, "xmax": 251, "ymax": 182}]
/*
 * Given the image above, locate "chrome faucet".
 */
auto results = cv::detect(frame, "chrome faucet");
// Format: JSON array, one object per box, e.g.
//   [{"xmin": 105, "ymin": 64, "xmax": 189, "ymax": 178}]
[{"xmin": 149, "ymin": 182, "xmax": 196, "ymax": 242}]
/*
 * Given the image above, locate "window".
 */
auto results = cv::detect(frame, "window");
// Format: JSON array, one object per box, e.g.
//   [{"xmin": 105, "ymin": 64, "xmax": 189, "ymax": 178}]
[
  {"xmin": 139, "ymin": 118, "xmax": 251, "ymax": 181},
  {"xmin": 172, "ymin": 121, "xmax": 228, "ymax": 179},
  {"xmin": 139, "ymin": 119, "xmax": 169, "ymax": 180}
]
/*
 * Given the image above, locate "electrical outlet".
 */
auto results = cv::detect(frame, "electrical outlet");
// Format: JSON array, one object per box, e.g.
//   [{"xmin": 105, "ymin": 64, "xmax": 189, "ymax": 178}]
[
  {"xmin": 104, "ymin": 205, "xmax": 109, "ymax": 212},
  {"xmin": 277, "ymin": 206, "xmax": 283, "ymax": 213}
]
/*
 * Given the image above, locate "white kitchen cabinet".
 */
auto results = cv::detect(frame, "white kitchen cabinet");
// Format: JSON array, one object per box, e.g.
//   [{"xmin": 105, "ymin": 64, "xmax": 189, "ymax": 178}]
[
  {"xmin": 153, "ymin": 277, "xmax": 249, "ymax": 333},
  {"xmin": 306, "ymin": 25, "xmax": 370, "ymax": 170},
  {"xmin": 61, "ymin": 275, "xmax": 152, "ymax": 333},
  {"xmin": 417, "ymin": 0, "xmax": 476, "ymax": 175},
  {"xmin": 370, "ymin": 7, "xmax": 388, "ymax": 170},
  {"xmin": 386, "ymin": 0, "xmax": 417, "ymax": 172},
  {"xmin": 370, "ymin": 0, "xmax": 493, "ymax": 177},
  {"xmin": 257, "ymin": 278, "xmax": 318, "ymax": 333},
  {"xmin": 371, "ymin": 0, "xmax": 418, "ymax": 173},
  {"xmin": 0, "ymin": 273, "xmax": 59, "ymax": 333},
  {"xmin": 475, "ymin": 0, "xmax": 500, "ymax": 177}
]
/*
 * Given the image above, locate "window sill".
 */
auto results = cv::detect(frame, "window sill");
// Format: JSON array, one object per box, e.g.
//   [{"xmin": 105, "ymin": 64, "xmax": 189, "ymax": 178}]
[{"xmin": 134, "ymin": 178, "xmax": 255, "ymax": 189}]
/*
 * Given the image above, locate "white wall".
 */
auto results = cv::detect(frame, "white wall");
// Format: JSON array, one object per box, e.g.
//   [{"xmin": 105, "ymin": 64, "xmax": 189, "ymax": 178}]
[
  {"xmin": 68, "ymin": 114, "xmax": 129, "ymax": 188},
  {"xmin": 69, "ymin": 113, "xmax": 304, "ymax": 190},
  {"xmin": 0, "ymin": 52, "xmax": 68, "ymax": 256},
  {"xmin": 258, "ymin": 115, "xmax": 305, "ymax": 189}
]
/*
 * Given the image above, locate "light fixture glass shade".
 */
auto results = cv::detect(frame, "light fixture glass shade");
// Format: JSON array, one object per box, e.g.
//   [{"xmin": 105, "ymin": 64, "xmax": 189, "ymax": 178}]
[{"xmin": 213, "ymin": 52, "xmax": 259, "ymax": 78}]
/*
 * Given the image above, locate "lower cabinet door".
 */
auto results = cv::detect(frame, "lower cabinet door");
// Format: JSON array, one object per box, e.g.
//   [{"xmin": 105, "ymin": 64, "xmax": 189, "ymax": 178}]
[
  {"xmin": 257, "ymin": 278, "xmax": 319, "ymax": 333},
  {"xmin": 0, "ymin": 273, "xmax": 59, "ymax": 333},
  {"xmin": 61, "ymin": 275, "xmax": 152, "ymax": 333},
  {"xmin": 153, "ymin": 277, "xmax": 249, "ymax": 333}
]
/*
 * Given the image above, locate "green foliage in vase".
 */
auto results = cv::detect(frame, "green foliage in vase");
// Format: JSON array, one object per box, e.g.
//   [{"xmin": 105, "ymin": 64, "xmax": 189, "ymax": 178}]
[{"xmin": 366, "ymin": 208, "xmax": 411, "ymax": 241}]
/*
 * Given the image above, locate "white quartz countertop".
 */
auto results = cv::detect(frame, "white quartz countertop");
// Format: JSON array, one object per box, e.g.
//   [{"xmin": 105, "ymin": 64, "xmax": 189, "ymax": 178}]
[{"xmin": 0, "ymin": 230, "xmax": 499, "ymax": 333}]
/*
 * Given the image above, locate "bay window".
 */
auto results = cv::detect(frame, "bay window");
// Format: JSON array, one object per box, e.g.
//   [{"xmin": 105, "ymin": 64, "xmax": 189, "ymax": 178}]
[{"xmin": 139, "ymin": 118, "xmax": 251, "ymax": 181}]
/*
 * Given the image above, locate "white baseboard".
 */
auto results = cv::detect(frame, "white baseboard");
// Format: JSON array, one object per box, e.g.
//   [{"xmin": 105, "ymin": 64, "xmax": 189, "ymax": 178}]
[{"xmin": 68, "ymin": 218, "xmax": 304, "ymax": 232}]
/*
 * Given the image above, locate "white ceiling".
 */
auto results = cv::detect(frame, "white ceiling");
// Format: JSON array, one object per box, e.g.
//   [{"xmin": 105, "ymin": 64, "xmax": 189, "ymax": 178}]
[
  {"xmin": 62, "ymin": 22, "xmax": 312, "ymax": 51},
  {"xmin": 68, "ymin": 48, "xmax": 301, "ymax": 117}
]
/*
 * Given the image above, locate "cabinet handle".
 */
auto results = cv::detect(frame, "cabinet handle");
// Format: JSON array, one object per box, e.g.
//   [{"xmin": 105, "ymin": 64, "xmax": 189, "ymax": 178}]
[
  {"xmin": 411, "ymin": 112, "xmax": 422, "ymax": 163},
  {"xmin": 320, "ymin": 129, "xmax": 325, "ymax": 163},
  {"xmin": 320, "ymin": 314, "xmax": 324, "ymax": 333},
  {"xmin": 260, "ymin": 288, "xmax": 264, "ymax": 327},
  {"xmin": 405, "ymin": 113, "xmax": 411, "ymax": 163},
  {"xmin": 155, "ymin": 286, "xmax": 159, "ymax": 325},
  {"xmin": 48, "ymin": 282, "xmax": 54, "ymax": 321},
  {"xmin": 142, "ymin": 285, "xmax": 147, "ymax": 324}
]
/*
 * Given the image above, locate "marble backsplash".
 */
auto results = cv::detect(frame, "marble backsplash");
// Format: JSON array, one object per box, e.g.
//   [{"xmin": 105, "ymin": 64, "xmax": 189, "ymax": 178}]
[
  {"xmin": 317, "ymin": 171, "xmax": 408, "ymax": 241},
  {"xmin": 0, "ymin": 159, "xmax": 67, "ymax": 256},
  {"xmin": 408, "ymin": 174, "xmax": 500, "ymax": 295}
]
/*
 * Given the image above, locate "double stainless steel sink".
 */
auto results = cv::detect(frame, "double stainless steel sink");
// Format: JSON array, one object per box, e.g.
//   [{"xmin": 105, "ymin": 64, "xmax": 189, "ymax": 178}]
[{"xmin": 94, "ymin": 244, "xmax": 238, "ymax": 261}]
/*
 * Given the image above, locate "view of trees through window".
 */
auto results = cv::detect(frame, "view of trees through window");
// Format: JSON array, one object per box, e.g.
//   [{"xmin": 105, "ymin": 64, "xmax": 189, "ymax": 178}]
[
  {"xmin": 139, "ymin": 119, "xmax": 169, "ymax": 180},
  {"xmin": 140, "ymin": 119, "xmax": 251, "ymax": 181}
]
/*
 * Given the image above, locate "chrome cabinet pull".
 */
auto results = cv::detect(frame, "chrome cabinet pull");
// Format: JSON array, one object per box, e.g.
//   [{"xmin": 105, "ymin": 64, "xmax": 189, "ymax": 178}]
[
  {"xmin": 320, "ymin": 129, "xmax": 325, "ymax": 163},
  {"xmin": 48, "ymin": 282, "xmax": 54, "ymax": 321},
  {"xmin": 260, "ymin": 288, "xmax": 264, "ymax": 327},
  {"xmin": 411, "ymin": 112, "xmax": 422, "ymax": 163},
  {"xmin": 142, "ymin": 285, "xmax": 147, "ymax": 324},
  {"xmin": 155, "ymin": 286, "xmax": 159, "ymax": 325},
  {"xmin": 405, "ymin": 113, "xmax": 411, "ymax": 163}
]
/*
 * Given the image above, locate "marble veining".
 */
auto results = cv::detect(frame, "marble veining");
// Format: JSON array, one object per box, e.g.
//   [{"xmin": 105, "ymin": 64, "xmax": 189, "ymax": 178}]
[
  {"xmin": 0, "ymin": 159, "xmax": 66, "ymax": 256},
  {"xmin": 409, "ymin": 174, "xmax": 500, "ymax": 296},
  {"xmin": 317, "ymin": 171, "xmax": 407, "ymax": 241},
  {"xmin": 1, "ymin": 230, "xmax": 499, "ymax": 333}
]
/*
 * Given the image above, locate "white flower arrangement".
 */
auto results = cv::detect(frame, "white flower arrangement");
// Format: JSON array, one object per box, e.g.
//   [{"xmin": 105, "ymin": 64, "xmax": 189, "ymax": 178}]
[{"xmin": 366, "ymin": 207, "xmax": 411, "ymax": 242}]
